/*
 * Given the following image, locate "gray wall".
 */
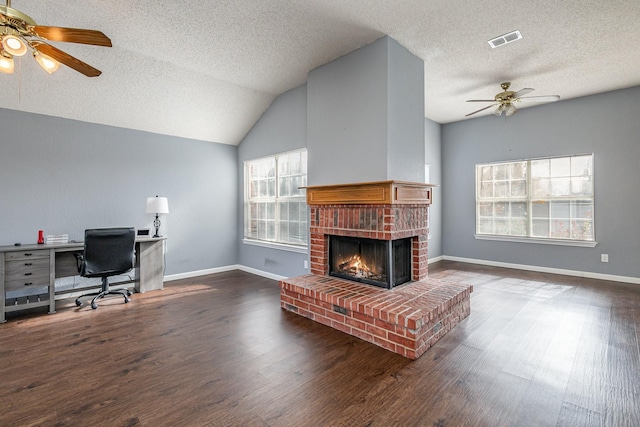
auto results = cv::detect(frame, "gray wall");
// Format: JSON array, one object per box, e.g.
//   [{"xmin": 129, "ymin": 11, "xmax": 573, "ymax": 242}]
[
  {"xmin": 237, "ymin": 85, "xmax": 308, "ymax": 278},
  {"xmin": 307, "ymin": 36, "xmax": 425, "ymax": 186},
  {"xmin": 442, "ymin": 86, "xmax": 640, "ymax": 278},
  {"xmin": 0, "ymin": 108, "xmax": 238, "ymax": 276},
  {"xmin": 425, "ymin": 118, "xmax": 442, "ymax": 259},
  {"xmin": 387, "ymin": 38, "xmax": 425, "ymax": 183},
  {"xmin": 307, "ymin": 37, "xmax": 388, "ymax": 186}
]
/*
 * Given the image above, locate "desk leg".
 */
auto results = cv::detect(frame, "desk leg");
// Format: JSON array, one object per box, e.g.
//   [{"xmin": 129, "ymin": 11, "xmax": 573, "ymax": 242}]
[
  {"xmin": 48, "ymin": 249, "xmax": 56, "ymax": 314},
  {"xmin": 135, "ymin": 240, "xmax": 164, "ymax": 293},
  {"xmin": 1, "ymin": 252, "xmax": 5, "ymax": 323}
]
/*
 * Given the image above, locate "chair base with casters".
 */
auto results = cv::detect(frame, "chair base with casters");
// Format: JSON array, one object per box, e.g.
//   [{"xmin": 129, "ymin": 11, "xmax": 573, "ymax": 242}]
[{"xmin": 75, "ymin": 277, "xmax": 133, "ymax": 310}]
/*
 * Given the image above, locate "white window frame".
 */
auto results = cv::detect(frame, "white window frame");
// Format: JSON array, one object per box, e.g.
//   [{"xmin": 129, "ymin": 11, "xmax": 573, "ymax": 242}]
[
  {"xmin": 475, "ymin": 154, "xmax": 596, "ymax": 247},
  {"xmin": 243, "ymin": 149, "xmax": 308, "ymax": 252}
]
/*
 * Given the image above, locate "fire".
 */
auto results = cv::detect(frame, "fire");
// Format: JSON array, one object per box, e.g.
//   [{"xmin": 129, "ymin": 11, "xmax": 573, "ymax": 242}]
[{"xmin": 339, "ymin": 255, "xmax": 374, "ymax": 279}]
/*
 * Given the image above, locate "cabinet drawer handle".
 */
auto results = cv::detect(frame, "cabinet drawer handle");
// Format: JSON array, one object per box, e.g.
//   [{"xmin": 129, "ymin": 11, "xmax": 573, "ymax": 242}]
[
  {"xmin": 24, "ymin": 282, "xmax": 33, "ymax": 286},
  {"xmin": 24, "ymin": 253, "xmax": 33, "ymax": 256},
  {"xmin": 24, "ymin": 263, "xmax": 33, "ymax": 266},
  {"xmin": 24, "ymin": 272, "xmax": 33, "ymax": 276}
]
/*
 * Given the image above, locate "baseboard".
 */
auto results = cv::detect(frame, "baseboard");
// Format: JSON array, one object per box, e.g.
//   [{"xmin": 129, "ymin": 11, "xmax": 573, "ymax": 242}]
[
  {"xmin": 428, "ymin": 256, "xmax": 444, "ymax": 264},
  {"xmin": 163, "ymin": 264, "xmax": 287, "ymax": 282},
  {"xmin": 442, "ymin": 256, "xmax": 640, "ymax": 285},
  {"xmin": 164, "ymin": 265, "xmax": 241, "ymax": 282},
  {"xmin": 236, "ymin": 266, "xmax": 287, "ymax": 281}
]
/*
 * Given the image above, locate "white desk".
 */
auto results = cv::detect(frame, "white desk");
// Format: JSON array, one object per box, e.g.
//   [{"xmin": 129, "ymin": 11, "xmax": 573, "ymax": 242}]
[{"xmin": 0, "ymin": 237, "xmax": 165, "ymax": 323}]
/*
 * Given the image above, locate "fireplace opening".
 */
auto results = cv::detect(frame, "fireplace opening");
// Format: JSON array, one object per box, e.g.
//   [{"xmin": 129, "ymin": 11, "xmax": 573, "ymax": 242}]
[{"xmin": 329, "ymin": 235, "xmax": 412, "ymax": 289}]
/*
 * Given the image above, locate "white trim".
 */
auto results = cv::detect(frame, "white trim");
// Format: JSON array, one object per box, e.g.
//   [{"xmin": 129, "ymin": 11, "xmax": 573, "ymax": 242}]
[
  {"xmin": 164, "ymin": 265, "xmax": 241, "ymax": 281},
  {"xmin": 428, "ymin": 255, "xmax": 444, "ymax": 264},
  {"xmin": 242, "ymin": 238, "xmax": 308, "ymax": 254},
  {"xmin": 442, "ymin": 255, "xmax": 640, "ymax": 285},
  {"xmin": 163, "ymin": 264, "xmax": 287, "ymax": 282},
  {"xmin": 236, "ymin": 265, "xmax": 287, "ymax": 281},
  {"xmin": 475, "ymin": 234, "xmax": 597, "ymax": 247}
]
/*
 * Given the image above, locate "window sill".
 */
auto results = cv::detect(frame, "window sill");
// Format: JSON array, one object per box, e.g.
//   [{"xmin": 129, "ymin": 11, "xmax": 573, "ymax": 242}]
[
  {"xmin": 242, "ymin": 238, "xmax": 308, "ymax": 254},
  {"xmin": 474, "ymin": 234, "xmax": 597, "ymax": 247}
]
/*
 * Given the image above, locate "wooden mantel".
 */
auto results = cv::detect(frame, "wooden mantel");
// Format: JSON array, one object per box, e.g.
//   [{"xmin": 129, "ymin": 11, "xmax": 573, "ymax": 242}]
[{"xmin": 304, "ymin": 180, "xmax": 435, "ymax": 206}]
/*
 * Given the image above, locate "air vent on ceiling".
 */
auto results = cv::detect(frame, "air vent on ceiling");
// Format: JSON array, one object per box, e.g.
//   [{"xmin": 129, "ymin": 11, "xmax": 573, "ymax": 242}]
[{"xmin": 488, "ymin": 30, "xmax": 522, "ymax": 48}]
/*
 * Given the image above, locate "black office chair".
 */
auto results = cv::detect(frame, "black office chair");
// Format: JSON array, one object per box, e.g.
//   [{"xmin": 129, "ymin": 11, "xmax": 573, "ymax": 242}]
[{"xmin": 75, "ymin": 227, "xmax": 136, "ymax": 310}]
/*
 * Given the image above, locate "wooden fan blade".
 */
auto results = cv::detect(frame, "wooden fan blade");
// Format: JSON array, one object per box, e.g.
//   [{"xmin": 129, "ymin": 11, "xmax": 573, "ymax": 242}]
[
  {"xmin": 465, "ymin": 103, "xmax": 497, "ymax": 117},
  {"xmin": 513, "ymin": 87, "xmax": 534, "ymax": 98},
  {"xmin": 33, "ymin": 26, "xmax": 112, "ymax": 47},
  {"xmin": 466, "ymin": 99, "xmax": 497, "ymax": 102},
  {"xmin": 32, "ymin": 42, "xmax": 102, "ymax": 77},
  {"xmin": 518, "ymin": 95, "xmax": 560, "ymax": 103}
]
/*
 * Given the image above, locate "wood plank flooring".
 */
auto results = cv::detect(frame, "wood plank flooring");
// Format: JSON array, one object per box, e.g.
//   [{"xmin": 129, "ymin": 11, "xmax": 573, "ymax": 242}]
[{"xmin": 1, "ymin": 261, "xmax": 638, "ymax": 426}]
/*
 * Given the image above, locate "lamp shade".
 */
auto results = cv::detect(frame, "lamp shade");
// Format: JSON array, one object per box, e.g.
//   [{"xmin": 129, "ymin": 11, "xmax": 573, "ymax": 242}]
[
  {"xmin": 34, "ymin": 51, "xmax": 60, "ymax": 74},
  {"xmin": 146, "ymin": 196, "xmax": 169, "ymax": 214},
  {"xmin": 0, "ymin": 53, "xmax": 14, "ymax": 74},
  {"xmin": 2, "ymin": 35, "xmax": 28, "ymax": 57}
]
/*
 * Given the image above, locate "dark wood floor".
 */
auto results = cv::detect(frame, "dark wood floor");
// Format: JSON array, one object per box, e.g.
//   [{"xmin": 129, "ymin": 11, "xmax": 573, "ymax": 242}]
[{"xmin": 1, "ymin": 261, "xmax": 639, "ymax": 426}]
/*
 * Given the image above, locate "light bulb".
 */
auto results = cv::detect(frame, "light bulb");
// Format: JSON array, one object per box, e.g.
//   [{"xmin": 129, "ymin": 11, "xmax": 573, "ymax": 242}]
[
  {"xmin": 34, "ymin": 51, "xmax": 60, "ymax": 74},
  {"xmin": 2, "ymin": 35, "xmax": 28, "ymax": 57}
]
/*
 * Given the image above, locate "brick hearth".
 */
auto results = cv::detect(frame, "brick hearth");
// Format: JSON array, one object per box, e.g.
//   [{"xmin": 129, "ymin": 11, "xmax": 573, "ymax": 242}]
[
  {"xmin": 280, "ymin": 181, "xmax": 472, "ymax": 359},
  {"xmin": 280, "ymin": 274, "xmax": 472, "ymax": 359}
]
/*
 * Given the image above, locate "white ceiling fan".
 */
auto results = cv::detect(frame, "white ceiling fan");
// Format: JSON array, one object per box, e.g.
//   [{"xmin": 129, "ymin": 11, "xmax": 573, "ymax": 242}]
[{"xmin": 465, "ymin": 82, "xmax": 560, "ymax": 117}]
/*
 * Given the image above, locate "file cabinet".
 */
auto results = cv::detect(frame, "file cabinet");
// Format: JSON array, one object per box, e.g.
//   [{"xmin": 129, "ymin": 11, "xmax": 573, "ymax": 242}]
[{"xmin": 0, "ymin": 248, "xmax": 55, "ymax": 321}]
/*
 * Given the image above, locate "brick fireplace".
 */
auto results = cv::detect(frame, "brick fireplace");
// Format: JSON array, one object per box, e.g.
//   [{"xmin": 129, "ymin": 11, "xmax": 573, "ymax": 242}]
[
  {"xmin": 280, "ymin": 181, "xmax": 472, "ymax": 359},
  {"xmin": 306, "ymin": 181, "xmax": 434, "ymax": 284}
]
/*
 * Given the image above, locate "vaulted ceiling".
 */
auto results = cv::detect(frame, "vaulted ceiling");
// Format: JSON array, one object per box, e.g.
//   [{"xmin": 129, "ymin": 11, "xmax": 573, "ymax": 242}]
[{"xmin": 1, "ymin": 1, "xmax": 639, "ymax": 145}]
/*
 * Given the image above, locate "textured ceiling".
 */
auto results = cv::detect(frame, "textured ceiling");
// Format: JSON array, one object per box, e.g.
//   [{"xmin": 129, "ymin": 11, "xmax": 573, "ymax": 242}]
[{"xmin": 1, "ymin": 0, "xmax": 639, "ymax": 145}]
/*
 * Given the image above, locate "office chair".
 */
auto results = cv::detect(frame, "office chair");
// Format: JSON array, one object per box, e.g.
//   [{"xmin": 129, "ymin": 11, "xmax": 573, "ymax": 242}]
[{"xmin": 75, "ymin": 227, "xmax": 136, "ymax": 310}]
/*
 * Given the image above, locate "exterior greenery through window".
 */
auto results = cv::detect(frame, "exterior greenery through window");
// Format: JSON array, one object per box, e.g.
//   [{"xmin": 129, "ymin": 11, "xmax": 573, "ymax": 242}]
[
  {"xmin": 245, "ymin": 149, "xmax": 308, "ymax": 247},
  {"xmin": 476, "ymin": 154, "xmax": 594, "ymax": 242}
]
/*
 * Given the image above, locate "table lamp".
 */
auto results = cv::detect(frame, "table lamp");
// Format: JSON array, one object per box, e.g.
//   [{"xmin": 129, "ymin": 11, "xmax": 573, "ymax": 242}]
[{"xmin": 146, "ymin": 196, "xmax": 169, "ymax": 237}]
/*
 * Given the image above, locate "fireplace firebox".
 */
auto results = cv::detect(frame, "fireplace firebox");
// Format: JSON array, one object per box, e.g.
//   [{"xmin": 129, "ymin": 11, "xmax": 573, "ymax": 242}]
[{"xmin": 329, "ymin": 235, "xmax": 412, "ymax": 289}]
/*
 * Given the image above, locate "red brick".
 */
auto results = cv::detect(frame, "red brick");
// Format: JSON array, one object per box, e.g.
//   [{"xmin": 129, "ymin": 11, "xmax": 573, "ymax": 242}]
[
  {"xmin": 351, "ymin": 328, "xmax": 374, "ymax": 342},
  {"xmin": 387, "ymin": 332, "xmax": 416, "ymax": 348},
  {"xmin": 298, "ymin": 308, "xmax": 314, "ymax": 319},
  {"xmin": 366, "ymin": 324, "xmax": 388, "ymax": 339},
  {"xmin": 373, "ymin": 318, "xmax": 396, "ymax": 332},
  {"xmin": 353, "ymin": 311, "xmax": 375, "ymax": 324},
  {"xmin": 309, "ymin": 304, "xmax": 326, "ymax": 316},
  {"xmin": 315, "ymin": 315, "xmax": 332, "ymax": 327},
  {"xmin": 331, "ymin": 321, "xmax": 351, "ymax": 334},
  {"xmin": 345, "ymin": 317, "xmax": 367, "ymax": 331},
  {"xmin": 373, "ymin": 336, "xmax": 397, "ymax": 352},
  {"xmin": 326, "ymin": 310, "xmax": 346, "ymax": 323}
]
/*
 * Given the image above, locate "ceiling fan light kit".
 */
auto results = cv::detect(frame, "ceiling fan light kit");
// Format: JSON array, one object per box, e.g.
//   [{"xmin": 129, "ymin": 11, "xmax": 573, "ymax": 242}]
[
  {"xmin": 466, "ymin": 82, "xmax": 560, "ymax": 118},
  {"xmin": 0, "ymin": 0, "xmax": 111, "ymax": 77}
]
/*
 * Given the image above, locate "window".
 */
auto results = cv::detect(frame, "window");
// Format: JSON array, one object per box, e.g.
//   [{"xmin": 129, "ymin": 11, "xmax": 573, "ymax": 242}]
[
  {"xmin": 244, "ymin": 149, "xmax": 308, "ymax": 248},
  {"xmin": 476, "ymin": 154, "xmax": 594, "ymax": 244}
]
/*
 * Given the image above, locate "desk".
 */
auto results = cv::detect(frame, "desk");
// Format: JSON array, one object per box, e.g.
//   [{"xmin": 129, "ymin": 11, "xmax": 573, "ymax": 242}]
[{"xmin": 0, "ymin": 237, "xmax": 165, "ymax": 323}]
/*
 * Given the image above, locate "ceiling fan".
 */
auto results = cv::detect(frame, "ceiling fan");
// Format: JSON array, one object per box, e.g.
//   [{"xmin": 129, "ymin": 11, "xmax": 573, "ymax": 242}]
[
  {"xmin": 465, "ymin": 82, "xmax": 560, "ymax": 117},
  {"xmin": 0, "ymin": 0, "xmax": 111, "ymax": 77}
]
